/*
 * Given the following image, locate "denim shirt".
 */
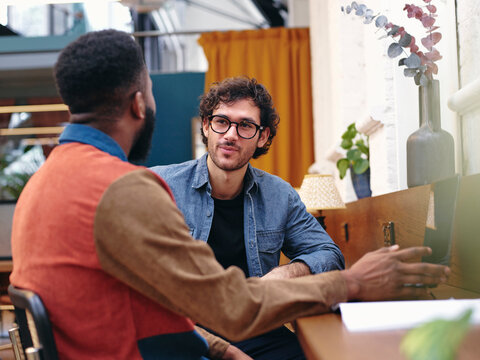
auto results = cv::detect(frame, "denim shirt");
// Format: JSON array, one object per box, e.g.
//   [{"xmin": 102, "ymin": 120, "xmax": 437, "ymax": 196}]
[{"xmin": 150, "ymin": 155, "xmax": 345, "ymax": 277}]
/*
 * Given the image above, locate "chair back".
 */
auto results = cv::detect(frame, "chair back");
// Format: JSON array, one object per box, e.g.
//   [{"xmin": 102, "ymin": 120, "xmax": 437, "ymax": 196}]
[{"xmin": 7, "ymin": 284, "xmax": 59, "ymax": 360}]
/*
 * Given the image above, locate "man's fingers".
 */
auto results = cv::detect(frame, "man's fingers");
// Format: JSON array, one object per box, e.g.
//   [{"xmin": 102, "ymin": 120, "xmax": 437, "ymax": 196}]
[
  {"xmin": 395, "ymin": 263, "xmax": 450, "ymax": 289},
  {"xmin": 373, "ymin": 244, "xmax": 399, "ymax": 254},
  {"xmin": 397, "ymin": 285, "xmax": 429, "ymax": 299},
  {"xmin": 393, "ymin": 246, "xmax": 432, "ymax": 261},
  {"xmin": 399, "ymin": 274, "xmax": 446, "ymax": 286},
  {"xmin": 400, "ymin": 262, "xmax": 450, "ymax": 277}
]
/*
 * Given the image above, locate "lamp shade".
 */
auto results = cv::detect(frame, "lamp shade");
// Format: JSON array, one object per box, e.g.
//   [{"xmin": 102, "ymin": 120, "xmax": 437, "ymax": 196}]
[{"xmin": 298, "ymin": 174, "xmax": 346, "ymax": 211}]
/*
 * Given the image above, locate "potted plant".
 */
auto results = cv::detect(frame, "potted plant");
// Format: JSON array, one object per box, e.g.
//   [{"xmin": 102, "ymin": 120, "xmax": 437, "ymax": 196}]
[
  {"xmin": 0, "ymin": 145, "xmax": 41, "ymax": 200},
  {"xmin": 336, "ymin": 123, "xmax": 371, "ymax": 198}
]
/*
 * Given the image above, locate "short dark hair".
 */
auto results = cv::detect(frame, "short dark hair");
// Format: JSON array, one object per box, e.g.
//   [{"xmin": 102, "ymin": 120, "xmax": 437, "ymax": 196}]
[
  {"xmin": 54, "ymin": 30, "xmax": 146, "ymax": 117},
  {"xmin": 199, "ymin": 77, "xmax": 280, "ymax": 159}
]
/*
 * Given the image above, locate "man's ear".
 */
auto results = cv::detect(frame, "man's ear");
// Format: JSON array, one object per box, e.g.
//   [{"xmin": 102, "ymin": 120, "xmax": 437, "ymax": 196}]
[
  {"xmin": 202, "ymin": 117, "xmax": 209, "ymax": 138},
  {"xmin": 257, "ymin": 127, "xmax": 270, "ymax": 148},
  {"xmin": 131, "ymin": 91, "xmax": 146, "ymax": 119}
]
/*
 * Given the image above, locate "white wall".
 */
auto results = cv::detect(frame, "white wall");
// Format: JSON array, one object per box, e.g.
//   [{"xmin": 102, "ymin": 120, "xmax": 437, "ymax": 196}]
[
  {"xmin": 288, "ymin": 0, "xmax": 309, "ymax": 27},
  {"xmin": 309, "ymin": 0, "xmax": 460, "ymax": 202},
  {"xmin": 454, "ymin": 0, "xmax": 480, "ymax": 175}
]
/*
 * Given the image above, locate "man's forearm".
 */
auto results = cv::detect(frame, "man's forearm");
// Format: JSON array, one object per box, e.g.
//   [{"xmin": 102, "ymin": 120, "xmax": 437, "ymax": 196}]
[{"xmin": 262, "ymin": 261, "xmax": 311, "ymax": 280}]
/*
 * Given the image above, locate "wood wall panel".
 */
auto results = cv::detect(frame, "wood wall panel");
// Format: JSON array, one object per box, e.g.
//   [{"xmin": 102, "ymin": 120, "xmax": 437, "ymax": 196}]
[{"xmin": 323, "ymin": 185, "xmax": 431, "ymax": 267}]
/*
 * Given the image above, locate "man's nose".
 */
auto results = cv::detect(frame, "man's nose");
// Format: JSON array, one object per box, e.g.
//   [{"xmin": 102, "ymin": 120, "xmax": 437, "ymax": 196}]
[{"xmin": 224, "ymin": 123, "xmax": 239, "ymax": 139}]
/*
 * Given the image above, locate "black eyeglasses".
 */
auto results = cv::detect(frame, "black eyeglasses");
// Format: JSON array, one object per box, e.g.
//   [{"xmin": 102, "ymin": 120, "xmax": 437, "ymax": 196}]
[{"xmin": 208, "ymin": 115, "xmax": 264, "ymax": 139}]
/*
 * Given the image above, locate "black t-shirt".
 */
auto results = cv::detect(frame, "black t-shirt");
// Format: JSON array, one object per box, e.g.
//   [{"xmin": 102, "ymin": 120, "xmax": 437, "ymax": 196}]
[{"xmin": 207, "ymin": 191, "xmax": 249, "ymax": 277}]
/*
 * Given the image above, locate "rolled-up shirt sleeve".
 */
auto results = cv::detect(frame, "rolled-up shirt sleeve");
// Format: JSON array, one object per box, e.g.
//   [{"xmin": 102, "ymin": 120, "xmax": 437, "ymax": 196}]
[{"xmin": 282, "ymin": 187, "xmax": 345, "ymax": 273}]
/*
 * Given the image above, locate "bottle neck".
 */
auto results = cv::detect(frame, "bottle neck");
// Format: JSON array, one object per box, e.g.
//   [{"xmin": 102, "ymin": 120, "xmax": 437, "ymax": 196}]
[{"xmin": 419, "ymin": 79, "xmax": 441, "ymax": 131}]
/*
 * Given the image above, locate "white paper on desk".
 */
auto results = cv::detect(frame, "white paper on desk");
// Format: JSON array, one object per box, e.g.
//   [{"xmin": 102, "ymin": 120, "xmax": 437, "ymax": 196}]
[{"xmin": 339, "ymin": 299, "xmax": 480, "ymax": 332}]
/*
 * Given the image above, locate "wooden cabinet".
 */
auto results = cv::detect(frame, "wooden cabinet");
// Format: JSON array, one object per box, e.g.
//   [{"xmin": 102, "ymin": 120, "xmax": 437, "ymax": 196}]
[{"xmin": 323, "ymin": 184, "xmax": 431, "ymax": 267}]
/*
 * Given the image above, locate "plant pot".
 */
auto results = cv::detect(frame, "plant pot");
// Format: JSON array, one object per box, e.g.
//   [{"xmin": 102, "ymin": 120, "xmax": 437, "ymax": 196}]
[
  {"xmin": 351, "ymin": 168, "xmax": 372, "ymax": 199},
  {"xmin": 406, "ymin": 80, "xmax": 455, "ymax": 187}
]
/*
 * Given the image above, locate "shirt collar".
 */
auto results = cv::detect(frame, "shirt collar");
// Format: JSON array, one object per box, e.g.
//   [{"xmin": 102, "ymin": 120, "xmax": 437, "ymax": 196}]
[
  {"xmin": 192, "ymin": 153, "xmax": 258, "ymax": 194},
  {"xmin": 192, "ymin": 154, "xmax": 210, "ymax": 189},
  {"xmin": 59, "ymin": 123, "xmax": 128, "ymax": 161}
]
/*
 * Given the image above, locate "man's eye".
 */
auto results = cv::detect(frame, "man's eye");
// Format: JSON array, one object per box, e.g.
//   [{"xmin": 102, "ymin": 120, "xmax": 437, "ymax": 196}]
[
  {"xmin": 214, "ymin": 118, "xmax": 228, "ymax": 125},
  {"xmin": 240, "ymin": 122, "xmax": 255, "ymax": 129}
]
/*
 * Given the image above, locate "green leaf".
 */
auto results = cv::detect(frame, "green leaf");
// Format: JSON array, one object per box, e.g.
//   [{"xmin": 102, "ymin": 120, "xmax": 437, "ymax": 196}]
[
  {"xmin": 405, "ymin": 53, "xmax": 422, "ymax": 68},
  {"xmin": 341, "ymin": 131, "xmax": 353, "ymax": 140},
  {"xmin": 356, "ymin": 142, "xmax": 369, "ymax": 156},
  {"xmin": 23, "ymin": 145, "xmax": 34, "ymax": 154},
  {"xmin": 388, "ymin": 43, "xmax": 403, "ymax": 58},
  {"xmin": 401, "ymin": 309, "xmax": 473, "ymax": 360},
  {"xmin": 363, "ymin": 15, "xmax": 374, "ymax": 24},
  {"xmin": 355, "ymin": 4, "xmax": 366, "ymax": 16},
  {"xmin": 352, "ymin": 158, "xmax": 369, "ymax": 174},
  {"xmin": 347, "ymin": 148, "xmax": 362, "ymax": 162},
  {"xmin": 341, "ymin": 139, "xmax": 353, "ymax": 150},
  {"xmin": 2, "ymin": 172, "xmax": 33, "ymax": 199},
  {"xmin": 387, "ymin": 25, "xmax": 400, "ymax": 36},
  {"xmin": 414, "ymin": 71, "xmax": 422, "ymax": 86},
  {"xmin": 399, "ymin": 33, "xmax": 412, "ymax": 47},
  {"xmin": 404, "ymin": 68, "xmax": 417, "ymax": 77},
  {"xmin": 375, "ymin": 15, "xmax": 388, "ymax": 28},
  {"xmin": 355, "ymin": 139, "xmax": 365, "ymax": 147},
  {"xmin": 342, "ymin": 125, "xmax": 357, "ymax": 140},
  {"xmin": 336, "ymin": 158, "xmax": 350, "ymax": 179}
]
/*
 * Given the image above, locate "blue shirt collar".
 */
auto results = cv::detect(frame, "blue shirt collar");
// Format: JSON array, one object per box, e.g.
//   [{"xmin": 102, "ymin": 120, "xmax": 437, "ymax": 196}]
[{"xmin": 59, "ymin": 123, "xmax": 128, "ymax": 161}]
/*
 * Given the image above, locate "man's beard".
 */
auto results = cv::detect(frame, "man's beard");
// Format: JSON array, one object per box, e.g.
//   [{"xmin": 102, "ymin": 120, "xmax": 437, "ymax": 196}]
[
  {"xmin": 128, "ymin": 106, "xmax": 155, "ymax": 163},
  {"xmin": 208, "ymin": 141, "xmax": 254, "ymax": 172}
]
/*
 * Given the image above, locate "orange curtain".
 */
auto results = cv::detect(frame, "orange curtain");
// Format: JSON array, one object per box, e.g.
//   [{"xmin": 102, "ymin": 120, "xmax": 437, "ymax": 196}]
[{"xmin": 198, "ymin": 27, "xmax": 314, "ymax": 188}]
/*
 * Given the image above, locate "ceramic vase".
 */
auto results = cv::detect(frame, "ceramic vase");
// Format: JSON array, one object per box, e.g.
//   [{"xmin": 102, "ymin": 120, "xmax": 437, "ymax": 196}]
[
  {"xmin": 351, "ymin": 167, "xmax": 372, "ymax": 199},
  {"xmin": 406, "ymin": 80, "xmax": 455, "ymax": 187}
]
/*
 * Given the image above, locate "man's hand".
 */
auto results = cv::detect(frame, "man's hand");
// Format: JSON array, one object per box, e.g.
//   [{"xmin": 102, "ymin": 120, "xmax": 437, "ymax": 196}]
[
  {"xmin": 221, "ymin": 345, "xmax": 253, "ymax": 360},
  {"xmin": 261, "ymin": 262, "xmax": 311, "ymax": 280},
  {"xmin": 343, "ymin": 245, "xmax": 450, "ymax": 301}
]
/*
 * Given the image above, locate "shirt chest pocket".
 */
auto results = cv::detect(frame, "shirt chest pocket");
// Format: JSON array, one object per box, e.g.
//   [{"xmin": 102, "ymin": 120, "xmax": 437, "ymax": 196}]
[{"xmin": 256, "ymin": 230, "xmax": 284, "ymax": 274}]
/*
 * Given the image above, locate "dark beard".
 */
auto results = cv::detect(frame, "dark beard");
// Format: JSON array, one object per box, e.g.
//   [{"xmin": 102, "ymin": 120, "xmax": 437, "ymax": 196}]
[{"xmin": 128, "ymin": 106, "xmax": 155, "ymax": 163}]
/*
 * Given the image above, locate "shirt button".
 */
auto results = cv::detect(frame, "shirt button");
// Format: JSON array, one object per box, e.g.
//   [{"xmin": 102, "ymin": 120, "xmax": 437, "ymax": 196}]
[{"xmin": 206, "ymin": 211, "xmax": 212, "ymax": 217}]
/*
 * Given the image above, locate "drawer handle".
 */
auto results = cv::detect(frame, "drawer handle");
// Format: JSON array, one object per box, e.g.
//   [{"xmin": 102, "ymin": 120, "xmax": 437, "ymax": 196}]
[{"xmin": 382, "ymin": 221, "xmax": 395, "ymax": 246}]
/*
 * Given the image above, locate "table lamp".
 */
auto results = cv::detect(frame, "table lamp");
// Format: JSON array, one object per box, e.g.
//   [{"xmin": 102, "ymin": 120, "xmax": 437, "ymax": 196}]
[{"xmin": 298, "ymin": 174, "xmax": 346, "ymax": 230}]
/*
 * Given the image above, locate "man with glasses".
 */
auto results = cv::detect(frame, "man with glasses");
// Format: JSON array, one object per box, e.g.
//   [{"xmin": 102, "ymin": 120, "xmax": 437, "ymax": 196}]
[{"xmin": 151, "ymin": 77, "xmax": 345, "ymax": 359}]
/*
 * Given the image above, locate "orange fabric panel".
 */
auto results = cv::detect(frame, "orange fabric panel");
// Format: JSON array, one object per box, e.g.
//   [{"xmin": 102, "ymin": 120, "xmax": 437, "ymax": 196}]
[{"xmin": 198, "ymin": 27, "xmax": 314, "ymax": 187}]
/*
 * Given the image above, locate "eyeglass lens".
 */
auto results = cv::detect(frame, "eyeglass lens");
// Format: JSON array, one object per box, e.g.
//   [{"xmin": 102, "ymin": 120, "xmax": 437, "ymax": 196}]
[{"xmin": 210, "ymin": 116, "xmax": 260, "ymax": 139}]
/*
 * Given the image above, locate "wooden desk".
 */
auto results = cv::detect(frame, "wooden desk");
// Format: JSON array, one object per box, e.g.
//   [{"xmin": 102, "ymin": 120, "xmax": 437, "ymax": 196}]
[{"xmin": 296, "ymin": 313, "xmax": 480, "ymax": 360}]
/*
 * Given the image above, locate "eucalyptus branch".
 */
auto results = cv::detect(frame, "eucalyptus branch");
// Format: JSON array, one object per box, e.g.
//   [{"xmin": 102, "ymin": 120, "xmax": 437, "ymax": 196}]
[{"xmin": 341, "ymin": 1, "xmax": 442, "ymax": 86}]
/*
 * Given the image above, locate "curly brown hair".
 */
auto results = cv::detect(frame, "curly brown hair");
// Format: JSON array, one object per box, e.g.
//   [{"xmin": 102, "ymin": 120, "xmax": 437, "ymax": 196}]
[{"xmin": 199, "ymin": 77, "xmax": 279, "ymax": 159}]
